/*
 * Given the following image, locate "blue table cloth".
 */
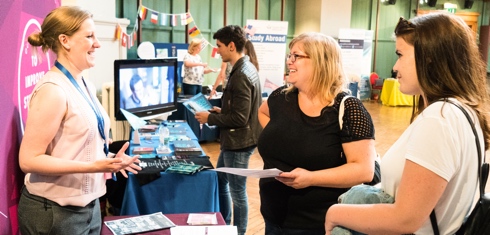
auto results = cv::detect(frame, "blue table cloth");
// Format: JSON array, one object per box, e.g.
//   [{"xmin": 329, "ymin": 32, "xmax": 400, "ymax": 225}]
[
  {"xmin": 120, "ymin": 121, "xmax": 219, "ymax": 216},
  {"xmin": 120, "ymin": 170, "xmax": 219, "ymax": 215}
]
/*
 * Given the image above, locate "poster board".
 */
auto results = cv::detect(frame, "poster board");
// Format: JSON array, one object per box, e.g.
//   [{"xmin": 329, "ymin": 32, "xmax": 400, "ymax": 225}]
[{"xmin": 245, "ymin": 20, "xmax": 288, "ymax": 96}]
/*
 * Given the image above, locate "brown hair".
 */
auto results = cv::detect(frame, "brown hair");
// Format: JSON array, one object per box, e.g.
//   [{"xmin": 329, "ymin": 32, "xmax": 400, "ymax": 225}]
[
  {"xmin": 395, "ymin": 13, "xmax": 490, "ymax": 149},
  {"xmin": 28, "ymin": 6, "xmax": 92, "ymax": 54},
  {"xmin": 245, "ymin": 40, "xmax": 259, "ymax": 71}
]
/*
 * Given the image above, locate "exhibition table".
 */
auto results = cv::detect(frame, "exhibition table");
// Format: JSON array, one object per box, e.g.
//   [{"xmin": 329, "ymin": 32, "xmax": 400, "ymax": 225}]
[
  {"xmin": 101, "ymin": 212, "xmax": 226, "ymax": 235},
  {"xmin": 120, "ymin": 121, "xmax": 219, "ymax": 216},
  {"xmin": 380, "ymin": 78, "xmax": 414, "ymax": 107}
]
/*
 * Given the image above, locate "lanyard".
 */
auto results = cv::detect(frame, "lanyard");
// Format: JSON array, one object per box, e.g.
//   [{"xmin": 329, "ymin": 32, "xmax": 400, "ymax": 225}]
[{"xmin": 54, "ymin": 61, "xmax": 109, "ymax": 156}]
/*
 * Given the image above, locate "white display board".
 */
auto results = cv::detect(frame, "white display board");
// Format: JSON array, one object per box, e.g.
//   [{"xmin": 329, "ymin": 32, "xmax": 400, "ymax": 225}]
[
  {"xmin": 245, "ymin": 20, "xmax": 288, "ymax": 96},
  {"xmin": 338, "ymin": 29, "xmax": 373, "ymax": 78}
]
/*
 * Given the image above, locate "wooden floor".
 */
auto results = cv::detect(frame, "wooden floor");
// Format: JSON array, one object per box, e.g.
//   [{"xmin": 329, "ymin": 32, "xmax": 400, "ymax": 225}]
[{"xmin": 200, "ymin": 100, "xmax": 413, "ymax": 235}]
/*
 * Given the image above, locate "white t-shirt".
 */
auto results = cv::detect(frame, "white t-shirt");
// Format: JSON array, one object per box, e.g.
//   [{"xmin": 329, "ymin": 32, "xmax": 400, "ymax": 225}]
[{"xmin": 380, "ymin": 99, "xmax": 481, "ymax": 234}]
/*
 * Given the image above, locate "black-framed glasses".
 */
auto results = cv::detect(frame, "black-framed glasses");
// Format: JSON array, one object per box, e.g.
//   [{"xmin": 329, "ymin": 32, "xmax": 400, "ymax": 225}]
[
  {"xmin": 394, "ymin": 16, "xmax": 415, "ymax": 35},
  {"xmin": 286, "ymin": 53, "xmax": 309, "ymax": 63}
]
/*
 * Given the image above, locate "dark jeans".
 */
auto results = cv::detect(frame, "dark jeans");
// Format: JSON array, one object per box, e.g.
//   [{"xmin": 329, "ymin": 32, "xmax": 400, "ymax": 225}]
[
  {"xmin": 18, "ymin": 187, "xmax": 101, "ymax": 235},
  {"xmin": 182, "ymin": 83, "xmax": 202, "ymax": 95},
  {"xmin": 217, "ymin": 148, "xmax": 254, "ymax": 235},
  {"xmin": 265, "ymin": 219, "xmax": 325, "ymax": 235}
]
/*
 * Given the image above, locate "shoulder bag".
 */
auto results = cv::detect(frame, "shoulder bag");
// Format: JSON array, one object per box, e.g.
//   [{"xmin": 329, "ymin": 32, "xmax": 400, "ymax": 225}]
[{"xmin": 430, "ymin": 100, "xmax": 490, "ymax": 235}]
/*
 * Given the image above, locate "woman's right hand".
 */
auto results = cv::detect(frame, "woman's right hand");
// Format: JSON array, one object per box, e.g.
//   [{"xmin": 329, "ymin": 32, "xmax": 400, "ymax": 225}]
[{"xmin": 208, "ymin": 89, "xmax": 217, "ymax": 99}]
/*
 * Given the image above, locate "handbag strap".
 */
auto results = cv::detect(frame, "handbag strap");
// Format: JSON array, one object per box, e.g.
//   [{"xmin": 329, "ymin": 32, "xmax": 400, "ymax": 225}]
[
  {"xmin": 429, "ymin": 99, "xmax": 485, "ymax": 235},
  {"xmin": 338, "ymin": 95, "xmax": 352, "ymax": 130}
]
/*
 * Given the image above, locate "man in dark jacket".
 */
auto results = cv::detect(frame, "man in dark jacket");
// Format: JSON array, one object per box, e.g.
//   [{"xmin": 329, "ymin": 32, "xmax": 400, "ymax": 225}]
[{"xmin": 195, "ymin": 25, "xmax": 262, "ymax": 235}]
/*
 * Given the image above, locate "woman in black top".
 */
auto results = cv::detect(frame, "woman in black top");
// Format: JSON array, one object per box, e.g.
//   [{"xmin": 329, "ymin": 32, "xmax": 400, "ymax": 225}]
[{"xmin": 257, "ymin": 32, "xmax": 376, "ymax": 235}]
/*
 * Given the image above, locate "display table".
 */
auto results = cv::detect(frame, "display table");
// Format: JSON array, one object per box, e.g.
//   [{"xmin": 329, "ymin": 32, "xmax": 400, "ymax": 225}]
[
  {"xmin": 168, "ymin": 97, "xmax": 221, "ymax": 142},
  {"xmin": 101, "ymin": 213, "xmax": 226, "ymax": 235},
  {"xmin": 380, "ymin": 78, "xmax": 414, "ymax": 106},
  {"xmin": 120, "ymin": 121, "xmax": 219, "ymax": 216},
  {"xmin": 120, "ymin": 170, "xmax": 219, "ymax": 215}
]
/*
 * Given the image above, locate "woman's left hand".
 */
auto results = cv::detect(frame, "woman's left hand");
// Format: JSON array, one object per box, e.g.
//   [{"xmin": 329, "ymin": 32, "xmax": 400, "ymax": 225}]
[{"xmin": 275, "ymin": 168, "xmax": 313, "ymax": 189}]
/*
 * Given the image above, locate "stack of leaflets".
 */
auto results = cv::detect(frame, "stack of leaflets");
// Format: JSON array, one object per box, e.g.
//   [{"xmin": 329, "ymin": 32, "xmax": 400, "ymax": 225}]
[
  {"xmin": 138, "ymin": 156, "xmax": 214, "ymax": 174},
  {"xmin": 165, "ymin": 163, "xmax": 204, "ymax": 175},
  {"xmin": 173, "ymin": 140, "xmax": 202, "ymax": 155},
  {"xmin": 187, "ymin": 213, "xmax": 218, "ymax": 225},
  {"xmin": 104, "ymin": 212, "xmax": 176, "ymax": 235},
  {"xmin": 182, "ymin": 93, "xmax": 213, "ymax": 114}
]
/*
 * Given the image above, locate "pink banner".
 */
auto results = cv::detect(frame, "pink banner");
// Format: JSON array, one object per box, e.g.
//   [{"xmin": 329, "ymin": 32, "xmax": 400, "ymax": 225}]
[{"xmin": 0, "ymin": 1, "xmax": 58, "ymax": 234}]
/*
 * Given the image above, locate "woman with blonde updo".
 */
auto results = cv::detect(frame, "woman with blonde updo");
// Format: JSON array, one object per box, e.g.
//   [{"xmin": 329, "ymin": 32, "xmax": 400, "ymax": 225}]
[
  {"xmin": 18, "ymin": 6, "xmax": 141, "ymax": 234},
  {"xmin": 182, "ymin": 38, "xmax": 216, "ymax": 95}
]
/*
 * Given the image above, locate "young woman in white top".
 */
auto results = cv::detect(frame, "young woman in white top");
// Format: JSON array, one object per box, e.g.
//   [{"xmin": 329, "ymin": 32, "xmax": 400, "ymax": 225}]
[{"xmin": 325, "ymin": 13, "xmax": 490, "ymax": 235}]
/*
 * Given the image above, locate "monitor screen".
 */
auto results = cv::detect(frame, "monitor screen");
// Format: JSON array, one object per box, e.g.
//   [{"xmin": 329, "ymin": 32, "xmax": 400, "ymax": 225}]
[{"xmin": 114, "ymin": 58, "xmax": 178, "ymax": 120}]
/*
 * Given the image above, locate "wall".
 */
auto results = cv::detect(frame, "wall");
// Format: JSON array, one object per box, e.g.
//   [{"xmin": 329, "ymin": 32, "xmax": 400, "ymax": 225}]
[
  {"xmin": 63, "ymin": 0, "xmax": 130, "ymax": 140},
  {"xmin": 116, "ymin": 0, "xmax": 296, "ymax": 86},
  {"xmin": 351, "ymin": 0, "xmax": 490, "ymax": 78}
]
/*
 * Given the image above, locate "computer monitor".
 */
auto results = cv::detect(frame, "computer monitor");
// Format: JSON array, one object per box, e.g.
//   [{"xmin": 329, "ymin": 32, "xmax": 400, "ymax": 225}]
[{"xmin": 114, "ymin": 58, "xmax": 178, "ymax": 121}]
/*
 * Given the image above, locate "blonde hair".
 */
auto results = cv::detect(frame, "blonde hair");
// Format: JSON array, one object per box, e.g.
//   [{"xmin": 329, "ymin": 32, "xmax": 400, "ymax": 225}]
[
  {"xmin": 27, "ymin": 6, "xmax": 92, "ymax": 54},
  {"xmin": 284, "ymin": 32, "xmax": 345, "ymax": 104},
  {"xmin": 188, "ymin": 38, "xmax": 203, "ymax": 54}
]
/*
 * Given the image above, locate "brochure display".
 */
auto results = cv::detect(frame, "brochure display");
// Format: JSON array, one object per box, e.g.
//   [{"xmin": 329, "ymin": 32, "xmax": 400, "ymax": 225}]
[{"xmin": 104, "ymin": 212, "xmax": 176, "ymax": 235}]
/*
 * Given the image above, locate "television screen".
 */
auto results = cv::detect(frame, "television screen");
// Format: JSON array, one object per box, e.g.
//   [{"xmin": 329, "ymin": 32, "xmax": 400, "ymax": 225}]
[{"xmin": 114, "ymin": 58, "xmax": 178, "ymax": 120}]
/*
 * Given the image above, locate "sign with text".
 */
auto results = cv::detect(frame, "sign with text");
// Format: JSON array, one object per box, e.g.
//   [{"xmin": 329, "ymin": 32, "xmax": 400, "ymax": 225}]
[
  {"xmin": 0, "ymin": 1, "xmax": 59, "ymax": 234},
  {"xmin": 245, "ymin": 20, "xmax": 288, "ymax": 95},
  {"xmin": 338, "ymin": 29, "xmax": 373, "ymax": 78}
]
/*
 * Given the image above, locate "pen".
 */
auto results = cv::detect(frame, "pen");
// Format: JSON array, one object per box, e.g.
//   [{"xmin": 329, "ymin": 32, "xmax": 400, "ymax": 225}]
[{"xmin": 205, "ymin": 226, "xmax": 208, "ymax": 235}]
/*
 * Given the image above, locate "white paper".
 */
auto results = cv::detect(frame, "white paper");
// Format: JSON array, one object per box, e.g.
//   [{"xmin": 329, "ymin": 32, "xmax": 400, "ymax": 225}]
[
  {"xmin": 170, "ymin": 225, "xmax": 237, "ymax": 235},
  {"xmin": 210, "ymin": 168, "xmax": 282, "ymax": 178},
  {"xmin": 120, "ymin": 108, "xmax": 147, "ymax": 130},
  {"xmin": 104, "ymin": 212, "xmax": 175, "ymax": 235}
]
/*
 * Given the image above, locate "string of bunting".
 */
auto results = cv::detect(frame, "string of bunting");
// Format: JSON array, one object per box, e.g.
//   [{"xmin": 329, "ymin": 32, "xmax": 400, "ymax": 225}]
[{"xmin": 113, "ymin": 5, "xmax": 258, "ymax": 60}]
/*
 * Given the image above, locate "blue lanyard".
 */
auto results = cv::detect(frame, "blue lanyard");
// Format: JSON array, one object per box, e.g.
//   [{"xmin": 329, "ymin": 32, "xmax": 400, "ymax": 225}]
[{"xmin": 54, "ymin": 61, "xmax": 109, "ymax": 156}]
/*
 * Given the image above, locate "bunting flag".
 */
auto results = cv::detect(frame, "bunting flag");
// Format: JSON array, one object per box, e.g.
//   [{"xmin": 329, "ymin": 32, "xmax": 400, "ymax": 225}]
[
  {"xmin": 115, "ymin": 6, "xmax": 206, "ymax": 50},
  {"xmin": 200, "ymin": 40, "xmax": 209, "ymax": 51},
  {"xmin": 139, "ymin": 6, "xmax": 148, "ymax": 20},
  {"xmin": 115, "ymin": 24, "xmax": 121, "ymax": 39},
  {"xmin": 264, "ymin": 78, "xmax": 280, "ymax": 90},
  {"xmin": 160, "ymin": 13, "xmax": 167, "ymax": 25},
  {"xmin": 180, "ymin": 13, "xmax": 188, "ymax": 25},
  {"xmin": 186, "ymin": 12, "xmax": 194, "ymax": 24},
  {"xmin": 211, "ymin": 47, "xmax": 220, "ymax": 59},
  {"xmin": 188, "ymin": 26, "xmax": 200, "ymax": 37},
  {"xmin": 127, "ymin": 33, "xmax": 132, "ymax": 48},
  {"xmin": 150, "ymin": 11, "xmax": 158, "ymax": 24},
  {"xmin": 121, "ymin": 32, "xmax": 127, "ymax": 47},
  {"xmin": 244, "ymin": 24, "xmax": 256, "ymax": 36},
  {"xmin": 171, "ymin": 14, "xmax": 177, "ymax": 26}
]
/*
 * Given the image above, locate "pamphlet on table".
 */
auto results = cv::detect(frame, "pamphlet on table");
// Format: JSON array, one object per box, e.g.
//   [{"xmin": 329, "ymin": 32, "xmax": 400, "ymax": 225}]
[
  {"xmin": 104, "ymin": 212, "xmax": 175, "ymax": 235},
  {"xmin": 170, "ymin": 225, "xmax": 237, "ymax": 235}
]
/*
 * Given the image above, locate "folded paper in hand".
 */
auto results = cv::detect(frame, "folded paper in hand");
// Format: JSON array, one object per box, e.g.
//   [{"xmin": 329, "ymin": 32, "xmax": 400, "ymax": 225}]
[
  {"xmin": 182, "ymin": 93, "xmax": 213, "ymax": 114},
  {"xmin": 211, "ymin": 168, "xmax": 282, "ymax": 178}
]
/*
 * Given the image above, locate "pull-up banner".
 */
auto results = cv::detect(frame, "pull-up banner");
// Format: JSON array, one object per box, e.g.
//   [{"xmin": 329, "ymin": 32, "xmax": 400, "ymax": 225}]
[
  {"xmin": 245, "ymin": 20, "xmax": 288, "ymax": 96},
  {"xmin": 0, "ymin": 1, "xmax": 59, "ymax": 234}
]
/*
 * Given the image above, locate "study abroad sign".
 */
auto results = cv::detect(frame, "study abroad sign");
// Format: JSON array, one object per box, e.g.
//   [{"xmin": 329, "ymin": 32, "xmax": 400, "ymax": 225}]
[{"xmin": 245, "ymin": 20, "xmax": 288, "ymax": 96}]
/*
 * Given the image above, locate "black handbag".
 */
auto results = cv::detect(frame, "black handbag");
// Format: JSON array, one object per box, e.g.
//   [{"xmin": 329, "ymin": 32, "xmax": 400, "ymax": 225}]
[{"xmin": 430, "ymin": 100, "xmax": 490, "ymax": 235}]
